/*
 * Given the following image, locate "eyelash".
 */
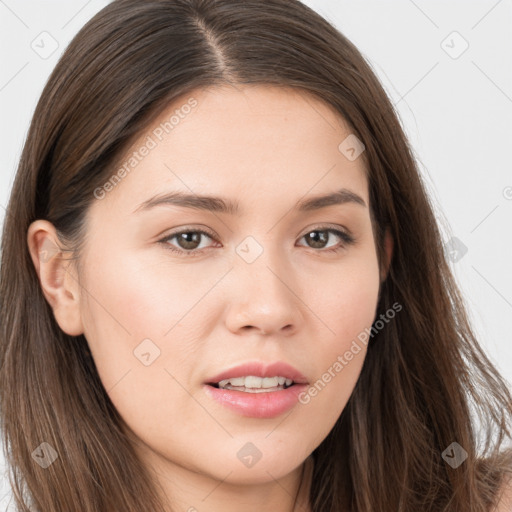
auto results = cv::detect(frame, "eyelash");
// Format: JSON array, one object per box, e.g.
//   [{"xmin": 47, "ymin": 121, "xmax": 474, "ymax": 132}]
[{"xmin": 158, "ymin": 225, "xmax": 356, "ymax": 257}]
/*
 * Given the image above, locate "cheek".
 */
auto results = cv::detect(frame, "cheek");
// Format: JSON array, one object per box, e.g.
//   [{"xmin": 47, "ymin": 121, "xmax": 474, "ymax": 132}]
[
  {"xmin": 78, "ymin": 250, "xmax": 177, "ymax": 387},
  {"xmin": 78, "ymin": 246, "xmax": 226, "ymax": 404},
  {"xmin": 306, "ymin": 247, "xmax": 381, "ymax": 347},
  {"xmin": 297, "ymin": 251, "xmax": 380, "ymax": 424},
  {"xmin": 81, "ymin": 247, "xmax": 210, "ymax": 344},
  {"xmin": 78, "ymin": 251, "xmax": 208, "ymax": 438}
]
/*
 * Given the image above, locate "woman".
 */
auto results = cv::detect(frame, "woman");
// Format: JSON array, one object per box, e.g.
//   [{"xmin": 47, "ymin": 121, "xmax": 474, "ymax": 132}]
[{"xmin": 1, "ymin": 0, "xmax": 511, "ymax": 510}]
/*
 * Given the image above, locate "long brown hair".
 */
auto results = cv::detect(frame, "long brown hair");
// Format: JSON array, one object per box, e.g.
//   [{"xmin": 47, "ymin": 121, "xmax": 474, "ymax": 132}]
[{"xmin": 1, "ymin": 0, "xmax": 511, "ymax": 510}]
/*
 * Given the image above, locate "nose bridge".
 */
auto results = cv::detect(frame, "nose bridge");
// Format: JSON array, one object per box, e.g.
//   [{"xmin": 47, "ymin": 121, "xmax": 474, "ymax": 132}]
[{"xmin": 227, "ymin": 233, "xmax": 302, "ymax": 335}]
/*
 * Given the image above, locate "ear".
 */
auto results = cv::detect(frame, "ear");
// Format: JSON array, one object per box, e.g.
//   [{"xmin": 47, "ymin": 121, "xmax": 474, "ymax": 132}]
[
  {"xmin": 27, "ymin": 220, "xmax": 84, "ymax": 336},
  {"xmin": 380, "ymin": 227, "xmax": 393, "ymax": 283}
]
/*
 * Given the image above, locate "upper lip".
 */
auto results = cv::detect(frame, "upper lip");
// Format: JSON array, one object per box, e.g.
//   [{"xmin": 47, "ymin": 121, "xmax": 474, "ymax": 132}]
[{"xmin": 205, "ymin": 361, "xmax": 309, "ymax": 385}]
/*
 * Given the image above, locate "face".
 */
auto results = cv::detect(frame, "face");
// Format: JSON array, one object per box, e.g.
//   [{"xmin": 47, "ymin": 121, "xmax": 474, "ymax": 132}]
[{"xmin": 30, "ymin": 85, "xmax": 389, "ymax": 494}]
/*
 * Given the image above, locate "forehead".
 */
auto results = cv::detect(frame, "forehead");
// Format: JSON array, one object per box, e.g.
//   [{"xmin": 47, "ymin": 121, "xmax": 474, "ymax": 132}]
[{"xmin": 92, "ymin": 84, "xmax": 369, "ymax": 218}]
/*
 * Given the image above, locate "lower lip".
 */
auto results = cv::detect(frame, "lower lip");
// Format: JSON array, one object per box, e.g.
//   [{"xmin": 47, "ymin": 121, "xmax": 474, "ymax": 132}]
[{"xmin": 203, "ymin": 384, "xmax": 308, "ymax": 418}]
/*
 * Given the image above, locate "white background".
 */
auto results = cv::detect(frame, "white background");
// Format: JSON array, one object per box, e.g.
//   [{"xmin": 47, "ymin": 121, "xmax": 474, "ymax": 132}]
[{"xmin": 1, "ymin": 0, "xmax": 511, "ymax": 508}]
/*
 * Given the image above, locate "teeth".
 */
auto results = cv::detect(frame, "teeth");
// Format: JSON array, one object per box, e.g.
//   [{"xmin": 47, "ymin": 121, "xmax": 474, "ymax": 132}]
[
  {"xmin": 217, "ymin": 376, "xmax": 294, "ymax": 390},
  {"xmin": 224, "ymin": 377, "xmax": 245, "ymax": 387},
  {"xmin": 246, "ymin": 376, "xmax": 263, "ymax": 388}
]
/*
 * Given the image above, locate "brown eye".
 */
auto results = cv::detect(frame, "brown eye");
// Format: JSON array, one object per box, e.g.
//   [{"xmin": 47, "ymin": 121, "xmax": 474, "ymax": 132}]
[
  {"xmin": 160, "ymin": 229, "xmax": 217, "ymax": 256},
  {"xmin": 174, "ymin": 232, "xmax": 203, "ymax": 250},
  {"xmin": 299, "ymin": 228, "xmax": 355, "ymax": 252},
  {"xmin": 304, "ymin": 230, "xmax": 329, "ymax": 249}
]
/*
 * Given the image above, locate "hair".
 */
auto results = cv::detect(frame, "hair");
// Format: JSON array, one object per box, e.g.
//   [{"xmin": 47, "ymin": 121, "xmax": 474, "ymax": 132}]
[{"xmin": 1, "ymin": 0, "xmax": 511, "ymax": 510}]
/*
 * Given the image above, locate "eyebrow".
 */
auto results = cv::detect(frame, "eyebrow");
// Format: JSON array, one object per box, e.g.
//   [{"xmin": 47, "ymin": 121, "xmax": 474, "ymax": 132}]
[{"xmin": 132, "ymin": 187, "xmax": 366, "ymax": 215}]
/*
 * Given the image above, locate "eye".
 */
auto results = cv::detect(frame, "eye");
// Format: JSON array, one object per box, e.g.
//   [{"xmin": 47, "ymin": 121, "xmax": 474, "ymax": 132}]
[
  {"xmin": 159, "ymin": 228, "xmax": 218, "ymax": 256},
  {"xmin": 297, "ymin": 227, "xmax": 355, "ymax": 253},
  {"xmin": 158, "ymin": 225, "xmax": 355, "ymax": 257}
]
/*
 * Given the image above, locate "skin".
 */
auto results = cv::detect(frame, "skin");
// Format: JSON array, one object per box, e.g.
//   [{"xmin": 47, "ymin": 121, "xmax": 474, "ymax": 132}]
[
  {"xmin": 28, "ymin": 84, "xmax": 393, "ymax": 512},
  {"xmin": 497, "ymin": 476, "xmax": 512, "ymax": 511}
]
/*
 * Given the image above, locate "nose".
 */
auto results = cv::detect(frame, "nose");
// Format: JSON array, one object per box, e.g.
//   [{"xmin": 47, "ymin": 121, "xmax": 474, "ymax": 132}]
[{"xmin": 224, "ymin": 245, "xmax": 304, "ymax": 337}]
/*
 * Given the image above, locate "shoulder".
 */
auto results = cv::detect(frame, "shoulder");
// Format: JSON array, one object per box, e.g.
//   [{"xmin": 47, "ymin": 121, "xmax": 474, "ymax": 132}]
[{"xmin": 495, "ymin": 474, "xmax": 512, "ymax": 512}]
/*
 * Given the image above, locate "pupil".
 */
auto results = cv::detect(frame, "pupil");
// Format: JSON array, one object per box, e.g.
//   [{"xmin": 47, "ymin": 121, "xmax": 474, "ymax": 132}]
[
  {"xmin": 308, "ymin": 231, "xmax": 327, "ymax": 248},
  {"xmin": 179, "ymin": 232, "xmax": 200, "ymax": 249}
]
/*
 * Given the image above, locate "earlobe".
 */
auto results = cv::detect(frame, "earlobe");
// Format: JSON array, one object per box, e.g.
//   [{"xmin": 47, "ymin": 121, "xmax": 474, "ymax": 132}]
[{"xmin": 27, "ymin": 220, "xmax": 84, "ymax": 336}]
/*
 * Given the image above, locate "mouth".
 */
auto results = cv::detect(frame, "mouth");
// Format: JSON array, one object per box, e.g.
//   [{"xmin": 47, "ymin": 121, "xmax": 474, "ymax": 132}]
[
  {"xmin": 205, "ymin": 360, "xmax": 308, "ymax": 392},
  {"xmin": 207, "ymin": 375, "xmax": 297, "ymax": 393},
  {"xmin": 202, "ymin": 361, "xmax": 309, "ymax": 418}
]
